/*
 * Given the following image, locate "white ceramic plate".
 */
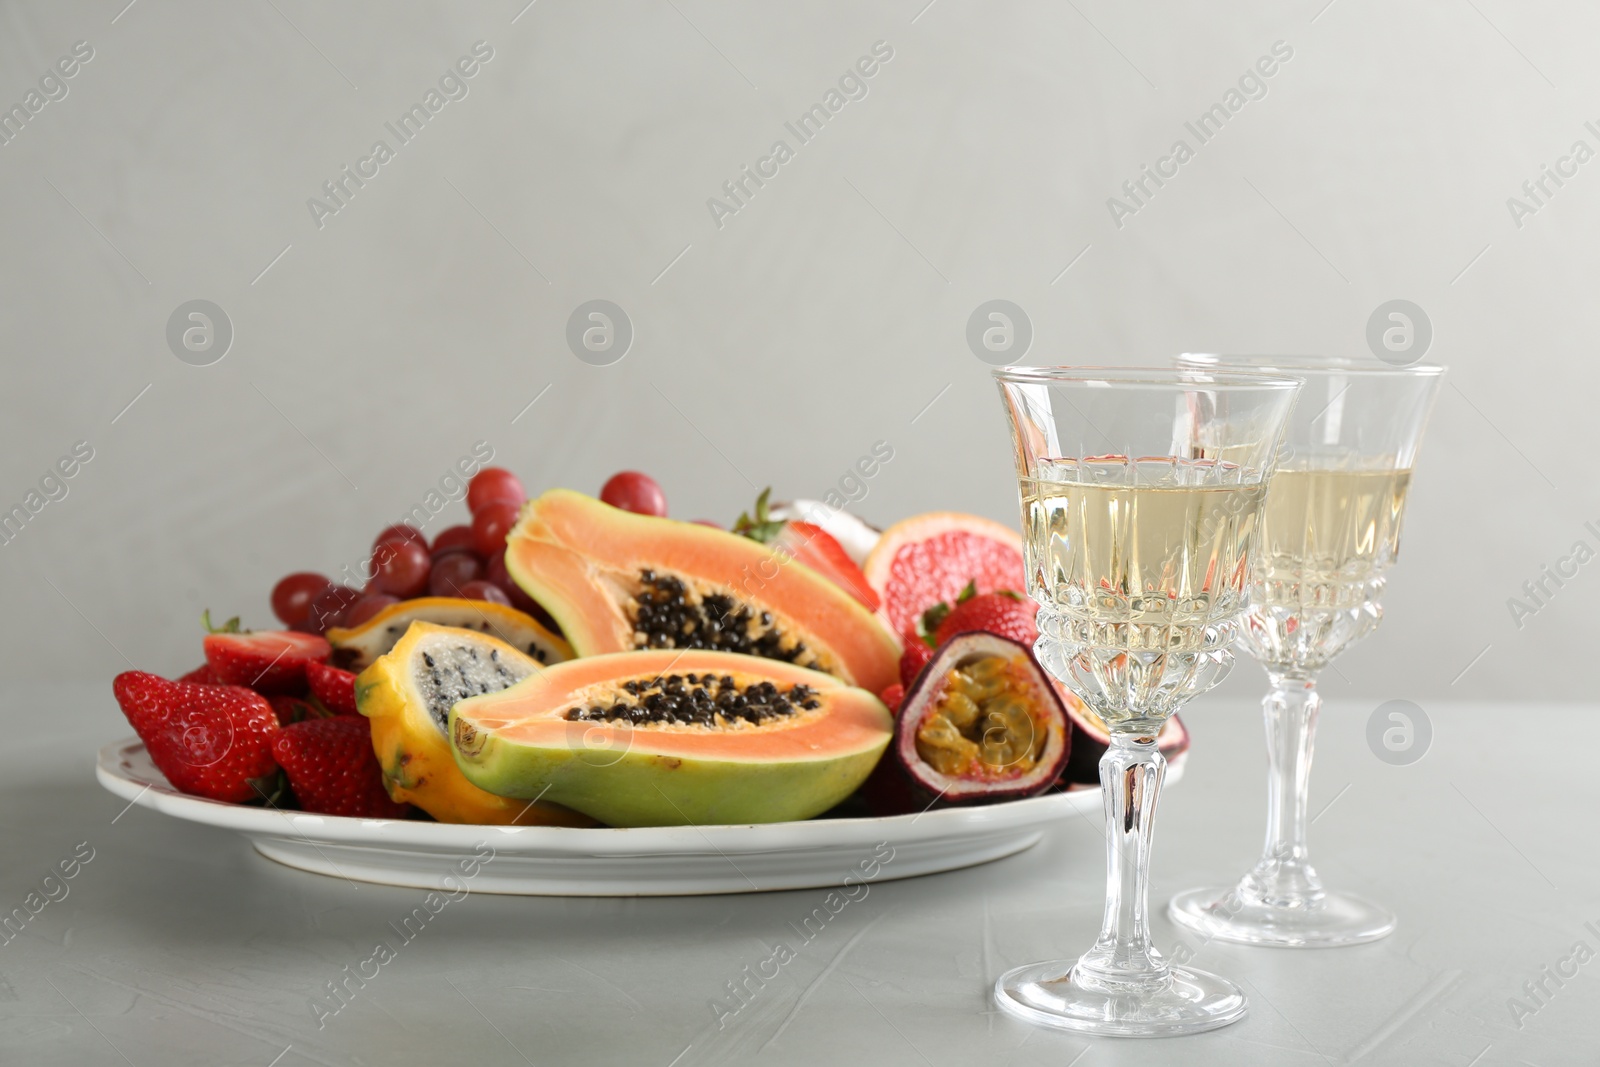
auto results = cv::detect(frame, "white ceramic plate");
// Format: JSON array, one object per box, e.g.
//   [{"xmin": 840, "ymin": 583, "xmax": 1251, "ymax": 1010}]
[{"xmin": 96, "ymin": 738, "xmax": 1186, "ymax": 896}]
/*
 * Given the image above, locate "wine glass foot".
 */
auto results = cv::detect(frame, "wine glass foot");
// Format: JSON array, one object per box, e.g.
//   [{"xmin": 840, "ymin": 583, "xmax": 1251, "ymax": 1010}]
[
  {"xmin": 993, "ymin": 960, "xmax": 1247, "ymax": 1038},
  {"xmin": 1168, "ymin": 885, "xmax": 1396, "ymax": 948}
]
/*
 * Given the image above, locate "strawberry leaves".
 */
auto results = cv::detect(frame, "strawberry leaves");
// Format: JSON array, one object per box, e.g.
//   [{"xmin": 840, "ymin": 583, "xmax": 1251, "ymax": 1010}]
[
  {"xmin": 732, "ymin": 487, "xmax": 785, "ymax": 544},
  {"xmin": 201, "ymin": 609, "xmax": 243, "ymax": 635},
  {"xmin": 915, "ymin": 580, "xmax": 1024, "ymax": 648},
  {"xmin": 917, "ymin": 580, "xmax": 978, "ymax": 648}
]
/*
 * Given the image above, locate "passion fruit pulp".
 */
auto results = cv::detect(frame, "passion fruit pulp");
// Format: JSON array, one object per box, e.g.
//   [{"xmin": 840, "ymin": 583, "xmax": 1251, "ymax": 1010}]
[
  {"xmin": 916, "ymin": 655, "xmax": 1042, "ymax": 777},
  {"xmin": 891, "ymin": 631, "xmax": 1070, "ymax": 803}
]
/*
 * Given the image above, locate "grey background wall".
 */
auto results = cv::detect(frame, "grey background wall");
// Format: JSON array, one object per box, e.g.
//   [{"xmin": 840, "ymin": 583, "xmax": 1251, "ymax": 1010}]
[{"xmin": 0, "ymin": 0, "xmax": 1591, "ymax": 704}]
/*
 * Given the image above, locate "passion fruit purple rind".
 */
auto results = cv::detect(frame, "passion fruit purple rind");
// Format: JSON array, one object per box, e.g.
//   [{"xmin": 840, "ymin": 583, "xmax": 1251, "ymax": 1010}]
[
  {"xmin": 1061, "ymin": 707, "xmax": 1190, "ymax": 784},
  {"xmin": 890, "ymin": 631, "xmax": 1070, "ymax": 804}
]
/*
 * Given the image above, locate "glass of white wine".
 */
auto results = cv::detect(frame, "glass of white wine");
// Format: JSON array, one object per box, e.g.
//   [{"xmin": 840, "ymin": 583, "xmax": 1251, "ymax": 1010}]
[
  {"xmin": 992, "ymin": 367, "xmax": 1299, "ymax": 1037},
  {"xmin": 1168, "ymin": 354, "xmax": 1443, "ymax": 948}
]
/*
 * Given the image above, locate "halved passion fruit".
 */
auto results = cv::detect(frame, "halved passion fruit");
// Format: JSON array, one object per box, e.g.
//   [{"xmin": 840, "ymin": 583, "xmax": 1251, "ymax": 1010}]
[
  {"xmin": 892, "ymin": 631, "xmax": 1070, "ymax": 803},
  {"xmin": 328, "ymin": 596, "xmax": 571, "ymax": 672}
]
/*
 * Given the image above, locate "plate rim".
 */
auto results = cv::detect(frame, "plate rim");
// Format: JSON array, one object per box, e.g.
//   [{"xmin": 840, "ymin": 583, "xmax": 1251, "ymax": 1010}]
[{"xmin": 96, "ymin": 736, "xmax": 1185, "ymax": 855}]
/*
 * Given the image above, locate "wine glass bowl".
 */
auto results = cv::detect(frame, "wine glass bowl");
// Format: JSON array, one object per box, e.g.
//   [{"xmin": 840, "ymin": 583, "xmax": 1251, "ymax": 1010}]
[
  {"xmin": 1168, "ymin": 354, "xmax": 1443, "ymax": 949},
  {"xmin": 1026, "ymin": 455, "xmax": 1261, "ymax": 727},
  {"xmin": 993, "ymin": 367, "xmax": 1299, "ymax": 1037},
  {"xmin": 1244, "ymin": 446, "xmax": 1415, "ymax": 668}
]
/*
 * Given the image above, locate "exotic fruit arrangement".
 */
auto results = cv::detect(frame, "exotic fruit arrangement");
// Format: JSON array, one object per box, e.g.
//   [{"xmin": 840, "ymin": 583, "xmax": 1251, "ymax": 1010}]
[{"xmin": 110, "ymin": 467, "xmax": 1189, "ymax": 827}]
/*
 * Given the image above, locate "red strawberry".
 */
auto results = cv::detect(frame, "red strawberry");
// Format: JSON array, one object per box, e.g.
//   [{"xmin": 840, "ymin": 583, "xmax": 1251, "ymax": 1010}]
[
  {"xmin": 933, "ymin": 592, "xmax": 1038, "ymax": 648},
  {"xmin": 268, "ymin": 694, "xmax": 322, "ymax": 727},
  {"xmin": 177, "ymin": 663, "xmax": 223, "ymax": 686},
  {"xmin": 273, "ymin": 718, "xmax": 410, "ymax": 818},
  {"xmin": 733, "ymin": 490, "xmax": 879, "ymax": 610},
  {"xmin": 202, "ymin": 615, "xmax": 330, "ymax": 695},
  {"xmin": 113, "ymin": 671, "xmax": 282, "ymax": 804},
  {"xmin": 306, "ymin": 661, "xmax": 359, "ymax": 716},
  {"xmin": 900, "ymin": 638, "xmax": 934, "ymax": 688},
  {"xmin": 880, "ymin": 683, "xmax": 904, "ymax": 714},
  {"xmin": 772, "ymin": 522, "xmax": 879, "ymax": 610}
]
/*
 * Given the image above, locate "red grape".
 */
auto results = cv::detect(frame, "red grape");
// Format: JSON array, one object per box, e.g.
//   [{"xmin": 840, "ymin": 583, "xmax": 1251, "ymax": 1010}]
[
  {"xmin": 486, "ymin": 550, "xmax": 539, "ymax": 614},
  {"xmin": 485, "ymin": 551, "xmax": 560, "ymax": 630},
  {"xmin": 431, "ymin": 524, "xmax": 476, "ymax": 557},
  {"xmin": 457, "ymin": 580, "xmax": 511, "ymax": 606},
  {"xmin": 342, "ymin": 593, "xmax": 400, "ymax": 629},
  {"xmin": 307, "ymin": 585, "xmax": 363, "ymax": 635},
  {"xmin": 371, "ymin": 538, "xmax": 431, "ymax": 598},
  {"xmin": 429, "ymin": 552, "xmax": 483, "ymax": 598},
  {"xmin": 372, "ymin": 524, "xmax": 425, "ymax": 553},
  {"xmin": 484, "ymin": 549, "xmax": 513, "ymax": 588},
  {"xmin": 600, "ymin": 471, "xmax": 666, "ymax": 517},
  {"xmin": 472, "ymin": 502, "xmax": 520, "ymax": 558},
  {"xmin": 271, "ymin": 572, "xmax": 331, "ymax": 627},
  {"xmin": 467, "ymin": 468, "xmax": 525, "ymax": 514}
]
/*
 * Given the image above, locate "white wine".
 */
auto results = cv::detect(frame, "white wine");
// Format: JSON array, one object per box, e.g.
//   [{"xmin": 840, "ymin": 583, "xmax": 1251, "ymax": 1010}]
[
  {"xmin": 1022, "ymin": 460, "xmax": 1267, "ymax": 654},
  {"xmin": 1242, "ymin": 467, "xmax": 1413, "ymax": 670},
  {"xmin": 1256, "ymin": 468, "xmax": 1412, "ymax": 610}
]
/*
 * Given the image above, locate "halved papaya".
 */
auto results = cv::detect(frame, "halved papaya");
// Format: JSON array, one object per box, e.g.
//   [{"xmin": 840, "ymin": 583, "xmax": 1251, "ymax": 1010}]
[
  {"xmin": 356, "ymin": 622, "xmax": 593, "ymax": 826},
  {"xmin": 449, "ymin": 649, "xmax": 893, "ymax": 827},
  {"xmin": 504, "ymin": 490, "xmax": 900, "ymax": 694},
  {"xmin": 329, "ymin": 597, "xmax": 571, "ymax": 672}
]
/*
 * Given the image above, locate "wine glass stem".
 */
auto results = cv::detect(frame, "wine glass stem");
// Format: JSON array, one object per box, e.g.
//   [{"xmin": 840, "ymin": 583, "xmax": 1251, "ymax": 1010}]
[
  {"xmin": 1246, "ymin": 670, "xmax": 1324, "ymax": 902},
  {"xmin": 1076, "ymin": 731, "xmax": 1168, "ymax": 993}
]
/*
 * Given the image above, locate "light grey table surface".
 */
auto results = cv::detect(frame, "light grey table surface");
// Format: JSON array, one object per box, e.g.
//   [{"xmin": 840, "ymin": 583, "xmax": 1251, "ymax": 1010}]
[{"xmin": 1, "ymin": 681, "xmax": 1593, "ymax": 1067}]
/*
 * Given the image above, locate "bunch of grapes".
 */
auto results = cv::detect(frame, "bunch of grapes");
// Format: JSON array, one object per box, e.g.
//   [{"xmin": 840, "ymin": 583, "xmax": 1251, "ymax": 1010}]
[{"xmin": 270, "ymin": 469, "xmax": 671, "ymax": 634}]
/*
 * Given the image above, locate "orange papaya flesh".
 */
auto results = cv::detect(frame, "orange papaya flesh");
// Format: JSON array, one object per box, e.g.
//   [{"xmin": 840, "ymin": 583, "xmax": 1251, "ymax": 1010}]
[
  {"xmin": 504, "ymin": 490, "xmax": 900, "ymax": 694},
  {"xmin": 450, "ymin": 649, "xmax": 893, "ymax": 827}
]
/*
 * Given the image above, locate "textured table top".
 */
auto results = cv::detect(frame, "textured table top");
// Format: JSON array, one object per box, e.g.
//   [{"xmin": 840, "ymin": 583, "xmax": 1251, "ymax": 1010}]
[{"xmin": 1, "ymin": 681, "xmax": 1593, "ymax": 1066}]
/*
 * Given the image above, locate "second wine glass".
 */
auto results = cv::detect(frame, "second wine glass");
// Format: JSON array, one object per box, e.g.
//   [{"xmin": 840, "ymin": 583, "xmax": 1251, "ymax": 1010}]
[{"xmin": 1168, "ymin": 353, "xmax": 1443, "ymax": 948}]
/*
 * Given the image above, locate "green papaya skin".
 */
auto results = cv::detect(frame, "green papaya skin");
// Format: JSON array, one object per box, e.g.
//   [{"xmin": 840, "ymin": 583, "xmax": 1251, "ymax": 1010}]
[{"xmin": 449, "ymin": 649, "xmax": 893, "ymax": 827}]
